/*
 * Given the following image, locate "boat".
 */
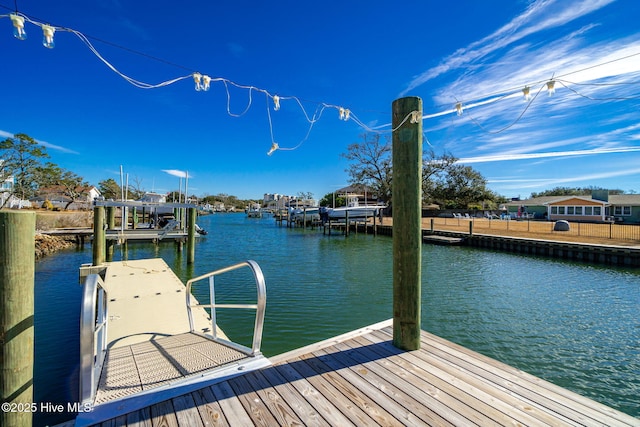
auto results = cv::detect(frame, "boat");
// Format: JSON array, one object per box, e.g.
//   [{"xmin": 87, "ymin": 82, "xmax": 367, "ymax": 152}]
[
  {"xmin": 246, "ymin": 203, "xmax": 263, "ymax": 218},
  {"xmin": 326, "ymin": 196, "xmax": 384, "ymax": 220},
  {"xmin": 289, "ymin": 206, "xmax": 320, "ymax": 223}
]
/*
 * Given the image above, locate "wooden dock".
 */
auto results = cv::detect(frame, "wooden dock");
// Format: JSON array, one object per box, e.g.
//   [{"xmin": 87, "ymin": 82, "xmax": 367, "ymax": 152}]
[{"xmin": 76, "ymin": 319, "xmax": 639, "ymax": 427}]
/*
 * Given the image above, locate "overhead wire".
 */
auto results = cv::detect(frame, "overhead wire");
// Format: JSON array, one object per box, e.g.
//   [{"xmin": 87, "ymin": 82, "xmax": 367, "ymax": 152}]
[{"xmin": 2, "ymin": 7, "xmax": 640, "ymax": 153}]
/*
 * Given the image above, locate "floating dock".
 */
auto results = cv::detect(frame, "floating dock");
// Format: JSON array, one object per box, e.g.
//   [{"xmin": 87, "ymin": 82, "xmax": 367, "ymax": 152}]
[
  {"xmin": 423, "ymin": 234, "xmax": 466, "ymax": 245},
  {"xmin": 75, "ymin": 258, "xmax": 270, "ymax": 426}
]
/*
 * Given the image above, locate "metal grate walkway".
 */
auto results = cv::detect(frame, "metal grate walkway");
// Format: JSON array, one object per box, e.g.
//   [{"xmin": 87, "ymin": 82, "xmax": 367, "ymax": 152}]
[{"xmin": 95, "ymin": 332, "xmax": 250, "ymax": 405}]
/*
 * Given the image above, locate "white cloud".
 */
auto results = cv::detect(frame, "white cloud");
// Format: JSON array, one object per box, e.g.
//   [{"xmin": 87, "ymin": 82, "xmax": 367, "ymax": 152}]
[
  {"xmin": 0, "ymin": 129, "xmax": 79, "ymax": 154},
  {"xmin": 401, "ymin": 0, "xmax": 616, "ymax": 96},
  {"xmin": 163, "ymin": 169, "xmax": 188, "ymax": 178},
  {"xmin": 459, "ymin": 146, "xmax": 640, "ymax": 164}
]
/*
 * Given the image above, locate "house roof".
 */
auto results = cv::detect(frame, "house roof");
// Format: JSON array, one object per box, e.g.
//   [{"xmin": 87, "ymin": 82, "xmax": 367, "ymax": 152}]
[
  {"xmin": 336, "ymin": 184, "xmax": 376, "ymax": 197},
  {"xmin": 505, "ymin": 194, "xmax": 640, "ymax": 207}
]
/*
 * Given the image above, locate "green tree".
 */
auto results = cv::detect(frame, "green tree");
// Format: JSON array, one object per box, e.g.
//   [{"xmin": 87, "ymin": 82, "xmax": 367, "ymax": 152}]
[
  {"xmin": 0, "ymin": 133, "xmax": 49, "ymax": 204},
  {"xmin": 341, "ymin": 135, "xmax": 500, "ymax": 209},
  {"xmin": 33, "ymin": 162, "xmax": 88, "ymax": 209},
  {"xmin": 430, "ymin": 164, "xmax": 491, "ymax": 209},
  {"xmin": 422, "ymin": 149, "xmax": 458, "ymax": 205},
  {"xmin": 530, "ymin": 186, "xmax": 625, "ymax": 198},
  {"xmin": 98, "ymin": 178, "xmax": 122, "ymax": 200},
  {"xmin": 318, "ymin": 192, "xmax": 347, "ymax": 207},
  {"xmin": 341, "ymin": 133, "xmax": 392, "ymax": 203}
]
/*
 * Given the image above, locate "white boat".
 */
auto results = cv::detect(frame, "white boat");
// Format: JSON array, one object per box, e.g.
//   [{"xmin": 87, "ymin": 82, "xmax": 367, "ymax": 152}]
[
  {"xmin": 327, "ymin": 197, "xmax": 384, "ymax": 220},
  {"xmin": 290, "ymin": 206, "xmax": 320, "ymax": 223},
  {"xmin": 246, "ymin": 203, "xmax": 263, "ymax": 218}
]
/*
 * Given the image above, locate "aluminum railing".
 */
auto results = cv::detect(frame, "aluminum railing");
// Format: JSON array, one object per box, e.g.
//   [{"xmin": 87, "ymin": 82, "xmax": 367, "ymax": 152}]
[
  {"xmin": 79, "ymin": 274, "xmax": 108, "ymax": 407},
  {"xmin": 185, "ymin": 260, "xmax": 266, "ymax": 356}
]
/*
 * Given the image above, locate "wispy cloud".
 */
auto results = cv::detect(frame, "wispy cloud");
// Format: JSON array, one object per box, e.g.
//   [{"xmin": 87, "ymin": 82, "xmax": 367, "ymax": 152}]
[
  {"xmin": 0, "ymin": 130, "xmax": 79, "ymax": 154},
  {"xmin": 163, "ymin": 169, "xmax": 189, "ymax": 178},
  {"xmin": 459, "ymin": 146, "xmax": 640, "ymax": 164},
  {"xmin": 402, "ymin": 0, "xmax": 616, "ymax": 96},
  {"xmin": 489, "ymin": 167, "xmax": 640, "ymax": 189}
]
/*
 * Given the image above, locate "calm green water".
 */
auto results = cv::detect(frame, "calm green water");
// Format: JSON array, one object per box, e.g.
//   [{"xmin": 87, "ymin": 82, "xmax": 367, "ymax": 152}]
[{"xmin": 34, "ymin": 213, "xmax": 639, "ymax": 425}]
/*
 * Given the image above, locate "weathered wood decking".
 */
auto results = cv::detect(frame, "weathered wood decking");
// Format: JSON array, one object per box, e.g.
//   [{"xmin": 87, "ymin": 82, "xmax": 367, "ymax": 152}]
[{"xmin": 82, "ymin": 319, "xmax": 639, "ymax": 426}]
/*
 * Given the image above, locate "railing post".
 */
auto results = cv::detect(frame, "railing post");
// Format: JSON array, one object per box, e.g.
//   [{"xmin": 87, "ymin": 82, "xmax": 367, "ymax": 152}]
[
  {"xmin": 392, "ymin": 96, "xmax": 422, "ymax": 351},
  {"xmin": 1, "ymin": 211, "xmax": 35, "ymax": 427}
]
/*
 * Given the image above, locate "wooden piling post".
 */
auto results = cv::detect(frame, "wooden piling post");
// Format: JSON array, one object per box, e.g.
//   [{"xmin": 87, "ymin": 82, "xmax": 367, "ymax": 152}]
[
  {"xmin": 392, "ymin": 96, "xmax": 422, "ymax": 351},
  {"xmin": 1, "ymin": 211, "xmax": 35, "ymax": 427},
  {"xmin": 187, "ymin": 207, "xmax": 196, "ymax": 264},
  {"xmin": 106, "ymin": 206, "xmax": 115, "ymax": 230},
  {"xmin": 93, "ymin": 206, "xmax": 106, "ymax": 266},
  {"xmin": 132, "ymin": 207, "xmax": 138, "ymax": 230}
]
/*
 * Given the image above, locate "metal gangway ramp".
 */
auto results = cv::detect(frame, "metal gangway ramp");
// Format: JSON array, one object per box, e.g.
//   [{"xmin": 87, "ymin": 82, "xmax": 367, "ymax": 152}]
[{"xmin": 77, "ymin": 258, "xmax": 269, "ymax": 426}]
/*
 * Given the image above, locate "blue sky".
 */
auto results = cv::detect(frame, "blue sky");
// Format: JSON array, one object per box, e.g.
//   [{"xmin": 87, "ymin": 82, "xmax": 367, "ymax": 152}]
[{"xmin": 1, "ymin": 0, "xmax": 639, "ymax": 200}]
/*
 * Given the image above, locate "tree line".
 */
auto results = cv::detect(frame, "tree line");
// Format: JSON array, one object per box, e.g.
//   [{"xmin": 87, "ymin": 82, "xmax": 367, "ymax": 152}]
[
  {"xmin": 0, "ymin": 133, "xmax": 261, "ymax": 210},
  {"xmin": 332, "ymin": 133, "xmax": 507, "ymax": 210}
]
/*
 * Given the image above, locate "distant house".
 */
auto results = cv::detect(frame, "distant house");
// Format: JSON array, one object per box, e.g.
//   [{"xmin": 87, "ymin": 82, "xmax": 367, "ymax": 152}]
[
  {"xmin": 1, "ymin": 172, "xmax": 13, "ymax": 207},
  {"xmin": 335, "ymin": 184, "xmax": 381, "ymax": 205},
  {"xmin": 33, "ymin": 185, "xmax": 101, "ymax": 210},
  {"xmin": 504, "ymin": 191, "xmax": 640, "ymax": 224}
]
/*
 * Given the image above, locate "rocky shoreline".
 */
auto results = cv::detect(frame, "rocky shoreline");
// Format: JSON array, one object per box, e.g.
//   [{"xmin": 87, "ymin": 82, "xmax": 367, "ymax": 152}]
[{"xmin": 35, "ymin": 233, "xmax": 78, "ymax": 260}]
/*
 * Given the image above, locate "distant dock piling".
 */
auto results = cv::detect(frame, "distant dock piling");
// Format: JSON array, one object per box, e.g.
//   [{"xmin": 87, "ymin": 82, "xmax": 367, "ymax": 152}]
[
  {"xmin": 93, "ymin": 206, "xmax": 106, "ymax": 266},
  {"xmin": 1, "ymin": 211, "xmax": 35, "ymax": 427}
]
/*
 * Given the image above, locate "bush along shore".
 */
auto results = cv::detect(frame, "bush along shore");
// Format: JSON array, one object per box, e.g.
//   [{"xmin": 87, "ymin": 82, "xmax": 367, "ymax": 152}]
[{"xmin": 35, "ymin": 233, "xmax": 77, "ymax": 260}]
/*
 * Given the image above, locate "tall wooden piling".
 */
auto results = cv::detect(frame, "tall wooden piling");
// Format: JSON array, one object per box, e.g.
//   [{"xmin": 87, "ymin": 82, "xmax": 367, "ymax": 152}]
[
  {"xmin": 93, "ymin": 206, "xmax": 106, "ymax": 266},
  {"xmin": 1, "ymin": 211, "xmax": 35, "ymax": 427},
  {"xmin": 392, "ymin": 96, "xmax": 422, "ymax": 351},
  {"xmin": 187, "ymin": 207, "xmax": 196, "ymax": 264}
]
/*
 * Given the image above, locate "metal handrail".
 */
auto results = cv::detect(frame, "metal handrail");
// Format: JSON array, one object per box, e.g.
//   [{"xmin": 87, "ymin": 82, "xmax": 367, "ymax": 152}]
[
  {"xmin": 79, "ymin": 274, "xmax": 108, "ymax": 407},
  {"xmin": 185, "ymin": 260, "xmax": 266, "ymax": 356}
]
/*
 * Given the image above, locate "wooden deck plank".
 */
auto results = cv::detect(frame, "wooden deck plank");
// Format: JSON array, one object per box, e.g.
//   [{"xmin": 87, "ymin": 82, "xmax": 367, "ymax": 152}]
[
  {"xmin": 331, "ymin": 340, "xmax": 482, "ymax": 426},
  {"xmin": 81, "ymin": 320, "xmax": 639, "ymax": 427},
  {"xmin": 241, "ymin": 370, "xmax": 304, "ymax": 426},
  {"xmin": 209, "ymin": 382, "xmax": 254, "ymax": 426},
  {"xmin": 171, "ymin": 394, "xmax": 205, "ymax": 427},
  {"xmin": 305, "ymin": 348, "xmax": 444, "ymax": 426},
  {"xmin": 227, "ymin": 374, "xmax": 280, "ymax": 426},
  {"xmin": 272, "ymin": 362, "xmax": 357, "ymax": 426},
  {"xmin": 313, "ymin": 346, "xmax": 455, "ymax": 426},
  {"xmin": 298, "ymin": 353, "xmax": 404, "ymax": 427},
  {"xmin": 125, "ymin": 406, "xmax": 152, "ymax": 427},
  {"xmin": 284, "ymin": 356, "xmax": 378, "ymax": 426},
  {"xmin": 149, "ymin": 400, "xmax": 179, "ymax": 427},
  {"xmin": 410, "ymin": 327, "xmax": 638, "ymax": 427},
  {"xmin": 356, "ymin": 331, "xmax": 563, "ymax": 426},
  {"xmin": 259, "ymin": 365, "xmax": 331, "ymax": 426},
  {"xmin": 190, "ymin": 387, "xmax": 229, "ymax": 427},
  {"xmin": 343, "ymin": 335, "xmax": 504, "ymax": 426}
]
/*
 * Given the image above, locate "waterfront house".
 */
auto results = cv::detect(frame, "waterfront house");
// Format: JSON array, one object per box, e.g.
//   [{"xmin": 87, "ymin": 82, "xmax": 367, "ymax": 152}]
[
  {"xmin": 33, "ymin": 185, "xmax": 101, "ymax": 210},
  {"xmin": 0, "ymin": 172, "xmax": 13, "ymax": 206},
  {"xmin": 504, "ymin": 191, "xmax": 640, "ymax": 224}
]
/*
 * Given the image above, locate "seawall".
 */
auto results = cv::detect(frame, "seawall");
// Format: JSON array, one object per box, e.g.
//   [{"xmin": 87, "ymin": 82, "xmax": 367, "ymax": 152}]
[{"xmin": 352, "ymin": 223, "xmax": 640, "ymax": 267}]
